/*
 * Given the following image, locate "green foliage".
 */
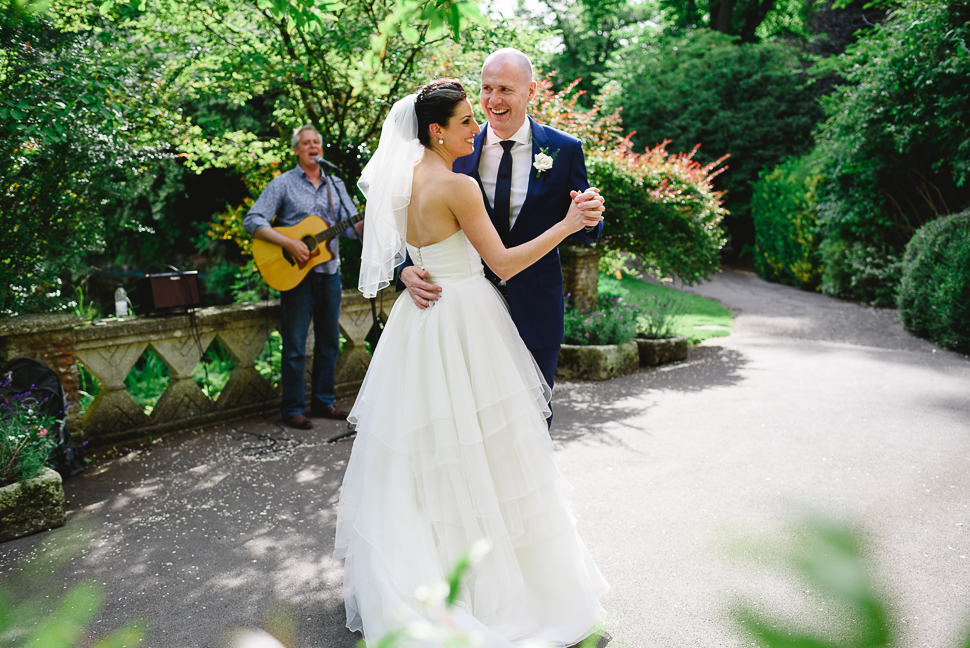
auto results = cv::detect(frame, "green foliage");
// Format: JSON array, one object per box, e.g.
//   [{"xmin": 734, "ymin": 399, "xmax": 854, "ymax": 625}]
[
  {"xmin": 256, "ymin": 330, "xmax": 283, "ymax": 391},
  {"xmin": 520, "ymin": 0, "xmax": 653, "ymax": 106},
  {"xmin": 599, "ymin": 272, "xmax": 733, "ymax": 343},
  {"xmin": 730, "ymin": 513, "xmax": 894, "ymax": 647},
  {"xmin": 70, "ymin": 282, "xmax": 103, "ymax": 322},
  {"xmin": 0, "ymin": 7, "xmax": 169, "ymax": 315},
  {"xmin": 2, "ymin": 0, "xmax": 508, "ymax": 312},
  {"xmin": 532, "ymin": 76, "xmax": 727, "ymax": 284},
  {"xmin": 820, "ymin": 239, "xmax": 902, "ymax": 307},
  {"xmin": 813, "ymin": 0, "xmax": 970, "ymax": 303},
  {"xmin": 897, "ymin": 210, "xmax": 970, "ymax": 354},
  {"xmin": 751, "ymin": 153, "xmax": 825, "ymax": 289},
  {"xmin": 604, "ymin": 29, "xmax": 822, "ymax": 254},
  {"xmin": 636, "ymin": 294, "xmax": 680, "ymax": 340},
  {"xmin": 0, "ymin": 378, "xmax": 59, "ymax": 485},
  {"xmin": 77, "ymin": 363, "xmax": 99, "ymax": 417},
  {"xmin": 658, "ymin": 0, "xmax": 812, "ymax": 41},
  {"xmin": 124, "ymin": 348, "xmax": 170, "ymax": 416},
  {"xmin": 563, "ymin": 293, "xmax": 639, "ymax": 345},
  {"xmin": 587, "ymin": 143, "xmax": 728, "ymax": 284},
  {"xmin": 0, "ymin": 520, "xmax": 147, "ymax": 646},
  {"xmin": 194, "ymin": 340, "xmax": 235, "ymax": 401}
]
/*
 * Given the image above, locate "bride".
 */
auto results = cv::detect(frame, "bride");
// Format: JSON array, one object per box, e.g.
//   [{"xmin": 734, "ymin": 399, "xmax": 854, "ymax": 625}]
[{"xmin": 333, "ymin": 79, "xmax": 608, "ymax": 647}]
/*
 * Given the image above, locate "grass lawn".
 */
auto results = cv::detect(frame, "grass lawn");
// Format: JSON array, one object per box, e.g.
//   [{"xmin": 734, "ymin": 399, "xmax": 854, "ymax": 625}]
[{"xmin": 598, "ymin": 272, "xmax": 734, "ymax": 343}]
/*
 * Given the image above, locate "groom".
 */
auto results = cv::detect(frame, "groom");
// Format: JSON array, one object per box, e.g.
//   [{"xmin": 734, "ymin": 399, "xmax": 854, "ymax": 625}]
[{"xmin": 401, "ymin": 48, "xmax": 604, "ymax": 396}]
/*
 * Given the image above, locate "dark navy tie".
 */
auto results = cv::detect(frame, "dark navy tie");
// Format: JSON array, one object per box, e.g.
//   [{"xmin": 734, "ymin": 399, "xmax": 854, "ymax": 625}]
[{"xmin": 494, "ymin": 140, "xmax": 515, "ymax": 242}]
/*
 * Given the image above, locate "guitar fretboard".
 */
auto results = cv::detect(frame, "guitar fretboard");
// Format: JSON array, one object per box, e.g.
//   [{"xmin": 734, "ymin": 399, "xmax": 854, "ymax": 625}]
[{"xmin": 315, "ymin": 213, "xmax": 365, "ymax": 242}]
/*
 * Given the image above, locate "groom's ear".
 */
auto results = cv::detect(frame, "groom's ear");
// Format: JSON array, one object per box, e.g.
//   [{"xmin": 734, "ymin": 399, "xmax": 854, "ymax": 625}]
[{"xmin": 527, "ymin": 80, "xmax": 537, "ymax": 102}]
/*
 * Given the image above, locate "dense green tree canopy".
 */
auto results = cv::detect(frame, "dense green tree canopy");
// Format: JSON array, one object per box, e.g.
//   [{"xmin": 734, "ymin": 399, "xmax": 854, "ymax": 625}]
[
  {"xmin": 604, "ymin": 28, "xmax": 821, "ymax": 253},
  {"xmin": 0, "ymin": 0, "xmax": 505, "ymax": 314}
]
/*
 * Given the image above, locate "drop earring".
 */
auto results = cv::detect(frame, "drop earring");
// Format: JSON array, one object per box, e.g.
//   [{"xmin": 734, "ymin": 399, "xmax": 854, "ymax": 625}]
[{"xmin": 438, "ymin": 138, "xmax": 444, "ymax": 145}]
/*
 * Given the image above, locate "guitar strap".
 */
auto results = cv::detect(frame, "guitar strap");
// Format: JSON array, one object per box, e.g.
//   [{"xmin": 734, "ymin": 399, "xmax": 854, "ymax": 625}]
[{"xmin": 324, "ymin": 174, "xmax": 339, "ymax": 254}]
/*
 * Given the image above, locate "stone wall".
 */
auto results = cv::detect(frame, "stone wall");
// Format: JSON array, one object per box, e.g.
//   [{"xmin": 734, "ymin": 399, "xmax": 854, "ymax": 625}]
[
  {"xmin": 0, "ymin": 288, "xmax": 400, "ymax": 447},
  {"xmin": 0, "ymin": 313, "xmax": 84, "ymax": 420}
]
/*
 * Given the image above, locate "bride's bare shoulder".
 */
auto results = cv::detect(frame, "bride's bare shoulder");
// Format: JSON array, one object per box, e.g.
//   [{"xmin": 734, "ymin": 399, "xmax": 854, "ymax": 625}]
[{"xmin": 447, "ymin": 172, "xmax": 480, "ymax": 196}]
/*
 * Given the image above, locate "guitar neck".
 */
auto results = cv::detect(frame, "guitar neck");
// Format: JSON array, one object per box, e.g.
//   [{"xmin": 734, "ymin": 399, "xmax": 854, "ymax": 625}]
[{"xmin": 316, "ymin": 213, "xmax": 364, "ymax": 242}]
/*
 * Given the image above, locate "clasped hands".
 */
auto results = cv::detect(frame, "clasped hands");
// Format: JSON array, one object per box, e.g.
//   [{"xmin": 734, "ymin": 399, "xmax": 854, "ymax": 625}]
[
  {"xmin": 403, "ymin": 188, "xmax": 606, "ymax": 310},
  {"xmin": 571, "ymin": 187, "xmax": 605, "ymax": 232}
]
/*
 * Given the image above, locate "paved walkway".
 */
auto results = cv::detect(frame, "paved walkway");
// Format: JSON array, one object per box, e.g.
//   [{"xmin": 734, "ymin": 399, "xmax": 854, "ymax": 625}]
[{"xmin": 2, "ymin": 270, "xmax": 968, "ymax": 647}]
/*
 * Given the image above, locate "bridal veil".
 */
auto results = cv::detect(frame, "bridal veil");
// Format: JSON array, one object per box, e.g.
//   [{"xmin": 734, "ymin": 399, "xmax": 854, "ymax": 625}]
[{"xmin": 357, "ymin": 94, "xmax": 424, "ymax": 298}]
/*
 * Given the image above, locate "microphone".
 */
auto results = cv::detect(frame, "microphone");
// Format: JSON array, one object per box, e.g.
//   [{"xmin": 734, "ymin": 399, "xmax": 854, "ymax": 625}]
[{"xmin": 314, "ymin": 155, "xmax": 340, "ymax": 171}]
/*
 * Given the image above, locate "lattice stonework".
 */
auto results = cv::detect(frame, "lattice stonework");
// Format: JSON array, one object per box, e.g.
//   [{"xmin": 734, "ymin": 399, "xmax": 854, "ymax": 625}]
[
  {"xmin": 215, "ymin": 322, "xmax": 275, "ymax": 410},
  {"xmin": 63, "ymin": 290, "xmax": 401, "ymax": 446},
  {"xmin": 75, "ymin": 339, "xmax": 152, "ymax": 436},
  {"xmin": 149, "ymin": 332, "xmax": 215, "ymax": 423}
]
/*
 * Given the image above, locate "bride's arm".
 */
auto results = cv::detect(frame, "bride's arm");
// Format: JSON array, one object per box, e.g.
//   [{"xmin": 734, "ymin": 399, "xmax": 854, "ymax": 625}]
[{"xmin": 452, "ymin": 176, "xmax": 603, "ymax": 282}]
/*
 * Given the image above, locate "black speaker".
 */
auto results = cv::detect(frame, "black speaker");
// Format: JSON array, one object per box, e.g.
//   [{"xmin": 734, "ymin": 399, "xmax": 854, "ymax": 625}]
[{"xmin": 136, "ymin": 272, "xmax": 201, "ymax": 314}]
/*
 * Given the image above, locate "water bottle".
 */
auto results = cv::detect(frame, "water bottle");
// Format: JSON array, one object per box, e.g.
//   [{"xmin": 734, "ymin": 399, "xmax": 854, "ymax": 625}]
[{"xmin": 114, "ymin": 284, "xmax": 128, "ymax": 319}]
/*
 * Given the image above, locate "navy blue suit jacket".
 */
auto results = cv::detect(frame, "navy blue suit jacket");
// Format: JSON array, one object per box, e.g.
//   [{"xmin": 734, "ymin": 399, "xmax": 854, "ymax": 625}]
[{"xmin": 452, "ymin": 118, "xmax": 603, "ymax": 350}]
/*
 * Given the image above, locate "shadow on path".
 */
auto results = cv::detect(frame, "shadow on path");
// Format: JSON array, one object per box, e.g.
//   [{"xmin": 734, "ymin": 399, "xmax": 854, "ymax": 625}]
[{"xmin": 551, "ymin": 345, "xmax": 749, "ymax": 448}]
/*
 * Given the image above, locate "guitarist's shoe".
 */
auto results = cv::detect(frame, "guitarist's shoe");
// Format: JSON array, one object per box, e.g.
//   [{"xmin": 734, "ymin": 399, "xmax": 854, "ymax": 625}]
[
  {"xmin": 311, "ymin": 405, "xmax": 349, "ymax": 421},
  {"xmin": 283, "ymin": 414, "xmax": 313, "ymax": 429}
]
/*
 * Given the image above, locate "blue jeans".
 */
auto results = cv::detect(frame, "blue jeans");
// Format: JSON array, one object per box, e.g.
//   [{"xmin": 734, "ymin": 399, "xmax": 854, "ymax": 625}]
[{"xmin": 279, "ymin": 271, "xmax": 342, "ymax": 418}]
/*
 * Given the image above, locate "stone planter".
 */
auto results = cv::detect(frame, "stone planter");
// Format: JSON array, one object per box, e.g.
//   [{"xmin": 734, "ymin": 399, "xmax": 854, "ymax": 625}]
[
  {"xmin": 0, "ymin": 467, "xmax": 66, "ymax": 542},
  {"xmin": 636, "ymin": 335, "xmax": 689, "ymax": 367},
  {"xmin": 556, "ymin": 340, "xmax": 639, "ymax": 381}
]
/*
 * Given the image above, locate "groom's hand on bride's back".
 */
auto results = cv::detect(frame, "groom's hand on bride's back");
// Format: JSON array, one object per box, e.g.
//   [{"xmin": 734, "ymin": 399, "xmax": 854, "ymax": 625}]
[{"xmin": 401, "ymin": 265, "xmax": 442, "ymax": 310}]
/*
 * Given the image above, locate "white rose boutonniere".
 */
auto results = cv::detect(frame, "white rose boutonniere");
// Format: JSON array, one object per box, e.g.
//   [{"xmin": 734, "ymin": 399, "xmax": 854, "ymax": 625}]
[{"xmin": 533, "ymin": 147, "xmax": 559, "ymax": 176}]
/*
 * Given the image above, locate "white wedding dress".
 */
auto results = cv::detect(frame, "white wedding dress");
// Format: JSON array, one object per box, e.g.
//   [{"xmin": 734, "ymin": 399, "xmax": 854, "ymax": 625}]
[{"xmin": 334, "ymin": 229, "xmax": 608, "ymax": 647}]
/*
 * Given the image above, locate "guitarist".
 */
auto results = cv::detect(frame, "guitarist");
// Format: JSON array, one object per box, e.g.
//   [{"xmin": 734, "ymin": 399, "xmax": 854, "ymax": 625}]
[{"xmin": 243, "ymin": 125, "xmax": 364, "ymax": 429}]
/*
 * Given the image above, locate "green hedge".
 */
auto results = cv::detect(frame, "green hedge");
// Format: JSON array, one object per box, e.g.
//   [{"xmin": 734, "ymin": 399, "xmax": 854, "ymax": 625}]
[
  {"xmin": 897, "ymin": 210, "xmax": 970, "ymax": 353},
  {"xmin": 819, "ymin": 240, "xmax": 903, "ymax": 307},
  {"xmin": 751, "ymin": 154, "xmax": 824, "ymax": 289},
  {"xmin": 812, "ymin": 0, "xmax": 970, "ymax": 307}
]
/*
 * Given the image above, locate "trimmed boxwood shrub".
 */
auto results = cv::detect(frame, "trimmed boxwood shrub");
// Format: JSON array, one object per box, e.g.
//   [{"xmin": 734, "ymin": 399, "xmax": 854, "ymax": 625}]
[
  {"xmin": 751, "ymin": 154, "xmax": 824, "ymax": 290},
  {"xmin": 819, "ymin": 239, "xmax": 903, "ymax": 307},
  {"xmin": 897, "ymin": 210, "xmax": 970, "ymax": 353}
]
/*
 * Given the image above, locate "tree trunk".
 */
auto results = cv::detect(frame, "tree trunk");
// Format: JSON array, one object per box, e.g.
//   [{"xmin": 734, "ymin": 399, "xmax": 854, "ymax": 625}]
[
  {"xmin": 740, "ymin": 0, "xmax": 775, "ymax": 41},
  {"xmin": 712, "ymin": 0, "xmax": 736, "ymax": 34}
]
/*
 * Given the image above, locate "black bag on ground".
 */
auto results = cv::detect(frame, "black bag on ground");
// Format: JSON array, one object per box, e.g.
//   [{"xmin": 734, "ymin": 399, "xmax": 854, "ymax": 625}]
[{"xmin": 0, "ymin": 356, "xmax": 86, "ymax": 477}]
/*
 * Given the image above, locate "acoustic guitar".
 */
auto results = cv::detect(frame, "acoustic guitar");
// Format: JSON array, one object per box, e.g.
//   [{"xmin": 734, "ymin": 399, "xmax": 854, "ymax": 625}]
[{"xmin": 253, "ymin": 213, "xmax": 364, "ymax": 291}]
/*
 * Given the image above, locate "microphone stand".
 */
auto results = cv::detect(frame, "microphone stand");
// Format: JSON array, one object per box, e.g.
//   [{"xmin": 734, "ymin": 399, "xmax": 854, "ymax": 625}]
[{"xmin": 317, "ymin": 156, "xmax": 378, "ymax": 444}]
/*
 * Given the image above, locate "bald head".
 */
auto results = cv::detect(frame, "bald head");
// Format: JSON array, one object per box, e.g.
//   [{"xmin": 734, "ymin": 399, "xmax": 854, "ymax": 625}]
[
  {"xmin": 480, "ymin": 48, "xmax": 537, "ymax": 139},
  {"xmin": 482, "ymin": 48, "xmax": 534, "ymax": 83}
]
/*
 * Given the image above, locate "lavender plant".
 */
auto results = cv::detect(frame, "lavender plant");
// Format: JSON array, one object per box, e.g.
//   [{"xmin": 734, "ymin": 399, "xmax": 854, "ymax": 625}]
[
  {"xmin": 0, "ymin": 377, "xmax": 59, "ymax": 486},
  {"xmin": 563, "ymin": 293, "xmax": 639, "ymax": 346},
  {"xmin": 636, "ymin": 294, "xmax": 680, "ymax": 340}
]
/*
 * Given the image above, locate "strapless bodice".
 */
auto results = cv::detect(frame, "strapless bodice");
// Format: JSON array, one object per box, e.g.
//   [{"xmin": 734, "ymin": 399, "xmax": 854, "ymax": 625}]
[{"xmin": 406, "ymin": 230, "xmax": 484, "ymax": 284}]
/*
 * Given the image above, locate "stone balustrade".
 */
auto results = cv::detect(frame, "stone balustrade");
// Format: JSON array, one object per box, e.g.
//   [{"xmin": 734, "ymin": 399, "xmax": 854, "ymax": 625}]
[{"xmin": 0, "ymin": 288, "xmax": 401, "ymax": 447}]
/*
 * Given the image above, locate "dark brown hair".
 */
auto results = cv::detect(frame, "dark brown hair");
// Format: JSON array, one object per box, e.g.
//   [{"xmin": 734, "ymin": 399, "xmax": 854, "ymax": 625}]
[{"xmin": 415, "ymin": 79, "xmax": 467, "ymax": 148}]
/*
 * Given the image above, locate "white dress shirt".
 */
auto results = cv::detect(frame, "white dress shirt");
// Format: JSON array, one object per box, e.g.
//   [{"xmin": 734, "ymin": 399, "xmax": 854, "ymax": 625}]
[{"xmin": 479, "ymin": 119, "xmax": 533, "ymax": 232}]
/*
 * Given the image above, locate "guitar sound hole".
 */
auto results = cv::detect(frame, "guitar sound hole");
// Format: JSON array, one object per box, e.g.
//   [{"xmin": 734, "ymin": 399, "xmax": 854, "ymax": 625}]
[{"xmin": 302, "ymin": 236, "xmax": 317, "ymax": 252}]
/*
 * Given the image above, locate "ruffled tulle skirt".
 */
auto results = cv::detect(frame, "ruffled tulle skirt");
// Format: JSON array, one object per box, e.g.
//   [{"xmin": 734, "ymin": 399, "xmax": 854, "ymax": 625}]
[{"xmin": 334, "ymin": 273, "xmax": 607, "ymax": 647}]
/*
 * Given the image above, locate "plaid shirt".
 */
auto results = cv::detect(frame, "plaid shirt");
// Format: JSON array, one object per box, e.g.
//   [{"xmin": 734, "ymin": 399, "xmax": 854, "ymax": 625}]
[{"xmin": 244, "ymin": 164, "xmax": 359, "ymax": 275}]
